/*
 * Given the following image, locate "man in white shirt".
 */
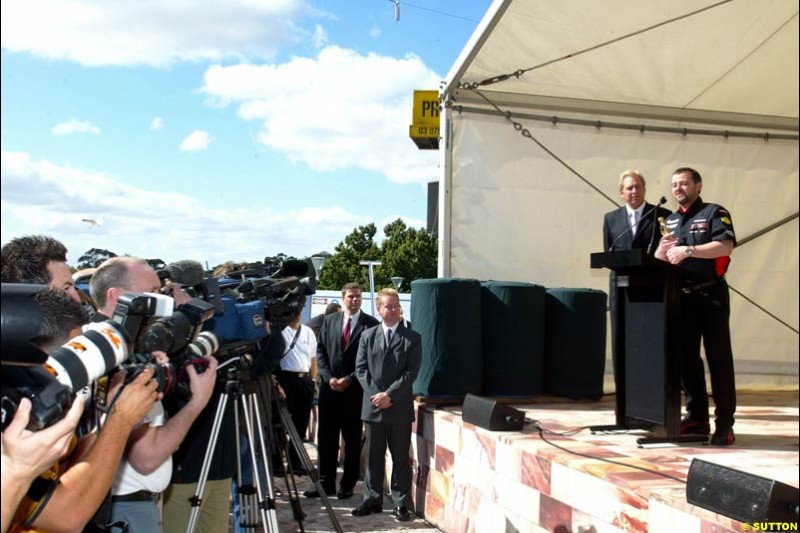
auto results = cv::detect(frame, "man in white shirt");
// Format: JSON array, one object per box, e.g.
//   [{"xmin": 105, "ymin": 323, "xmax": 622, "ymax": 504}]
[{"xmin": 275, "ymin": 313, "xmax": 318, "ymax": 471}]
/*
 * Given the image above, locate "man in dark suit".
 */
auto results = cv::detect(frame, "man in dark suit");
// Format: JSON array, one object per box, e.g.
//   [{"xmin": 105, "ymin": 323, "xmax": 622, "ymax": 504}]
[
  {"xmin": 602, "ymin": 170, "xmax": 671, "ymax": 403},
  {"xmin": 305, "ymin": 301, "xmax": 341, "ymax": 338},
  {"xmin": 352, "ymin": 288, "xmax": 421, "ymax": 522},
  {"xmin": 305, "ymin": 282, "xmax": 379, "ymax": 499}
]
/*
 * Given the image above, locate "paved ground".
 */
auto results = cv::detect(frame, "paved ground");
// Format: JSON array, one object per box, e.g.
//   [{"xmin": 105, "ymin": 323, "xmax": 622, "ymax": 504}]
[{"xmin": 238, "ymin": 442, "xmax": 442, "ymax": 533}]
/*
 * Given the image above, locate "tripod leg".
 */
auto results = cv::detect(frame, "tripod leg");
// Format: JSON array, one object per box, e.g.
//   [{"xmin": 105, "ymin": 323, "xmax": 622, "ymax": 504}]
[
  {"xmin": 264, "ymin": 379, "xmax": 343, "ymax": 533},
  {"xmin": 241, "ymin": 392, "xmax": 279, "ymax": 533},
  {"xmin": 233, "ymin": 403, "xmax": 258, "ymax": 532},
  {"xmin": 186, "ymin": 391, "xmax": 230, "ymax": 533}
]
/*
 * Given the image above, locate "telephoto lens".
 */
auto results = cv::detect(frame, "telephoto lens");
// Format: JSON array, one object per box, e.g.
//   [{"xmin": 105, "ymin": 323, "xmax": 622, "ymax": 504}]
[
  {"xmin": 185, "ymin": 331, "xmax": 219, "ymax": 359},
  {"xmin": 45, "ymin": 320, "xmax": 130, "ymax": 392}
]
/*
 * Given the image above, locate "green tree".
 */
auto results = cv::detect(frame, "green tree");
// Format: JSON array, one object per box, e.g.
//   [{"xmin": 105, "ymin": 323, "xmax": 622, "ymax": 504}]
[
  {"xmin": 376, "ymin": 218, "xmax": 437, "ymax": 290},
  {"xmin": 77, "ymin": 248, "xmax": 117, "ymax": 269},
  {"xmin": 318, "ymin": 224, "xmax": 381, "ymax": 290},
  {"xmin": 317, "ymin": 220, "xmax": 437, "ymax": 292}
]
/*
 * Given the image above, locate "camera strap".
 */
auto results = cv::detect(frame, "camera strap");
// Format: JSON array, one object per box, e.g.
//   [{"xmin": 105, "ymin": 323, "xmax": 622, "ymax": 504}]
[{"xmin": 282, "ymin": 326, "xmax": 302, "ymax": 357}]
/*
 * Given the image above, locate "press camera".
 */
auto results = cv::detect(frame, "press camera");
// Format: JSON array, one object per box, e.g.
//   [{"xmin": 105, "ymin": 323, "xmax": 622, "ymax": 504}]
[
  {"xmin": 1, "ymin": 285, "xmax": 218, "ymax": 430},
  {"xmin": 2, "ymin": 286, "xmax": 163, "ymax": 430}
]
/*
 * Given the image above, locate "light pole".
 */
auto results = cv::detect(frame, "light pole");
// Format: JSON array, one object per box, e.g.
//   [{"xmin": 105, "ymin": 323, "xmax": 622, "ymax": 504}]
[
  {"xmin": 310, "ymin": 256, "xmax": 327, "ymax": 282},
  {"xmin": 359, "ymin": 260, "xmax": 382, "ymax": 316}
]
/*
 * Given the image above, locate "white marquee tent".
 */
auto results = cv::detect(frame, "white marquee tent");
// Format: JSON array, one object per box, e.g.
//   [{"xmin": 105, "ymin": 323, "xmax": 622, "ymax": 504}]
[{"xmin": 438, "ymin": 0, "xmax": 799, "ymax": 387}]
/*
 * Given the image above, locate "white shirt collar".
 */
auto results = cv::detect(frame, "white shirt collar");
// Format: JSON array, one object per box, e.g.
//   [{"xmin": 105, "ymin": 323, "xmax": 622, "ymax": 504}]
[
  {"xmin": 626, "ymin": 204, "xmax": 645, "ymax": 218},
  {"xmin": 344, "ymin": 310, "xmax": 360, "ymax": 323}
]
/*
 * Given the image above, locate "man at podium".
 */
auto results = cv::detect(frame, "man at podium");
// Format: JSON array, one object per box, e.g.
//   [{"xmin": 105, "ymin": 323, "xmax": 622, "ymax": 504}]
[
  {"xmin": 603, "ymin": 170, "xmax": 671, "ymax": 400},
  {"xmin": 656, "ymin": 167, "xmax": 737, "ymax": 446}
]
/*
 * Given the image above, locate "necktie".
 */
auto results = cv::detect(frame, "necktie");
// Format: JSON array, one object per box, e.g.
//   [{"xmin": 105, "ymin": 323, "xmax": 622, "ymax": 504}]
[
  {"xmin": 630, "ymin": 211, "xmax": 639, "ymax": 237},
  {"xmin": 386, "ymin": 329, "xmax": 393, "ymax": 350},
  {"xmin": 341, "ymin": 317, "xmax": 351, "ymax": 348}
]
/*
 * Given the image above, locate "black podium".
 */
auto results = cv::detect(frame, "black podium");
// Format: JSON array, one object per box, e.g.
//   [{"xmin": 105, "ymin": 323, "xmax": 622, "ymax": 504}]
[{"xmin": 591, "ymin": 249, "xmax": 706, "ymax": 445}]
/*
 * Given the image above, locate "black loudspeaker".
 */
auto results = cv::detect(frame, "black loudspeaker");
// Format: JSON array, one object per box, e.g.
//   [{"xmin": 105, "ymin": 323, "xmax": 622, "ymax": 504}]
[
  {"xmin": 461, "ymin": 394, "xmax": 525, "ymax": 431},
  {"xmin": 686, "ymin": 459, "xmax": 799, "ymax": 523}
]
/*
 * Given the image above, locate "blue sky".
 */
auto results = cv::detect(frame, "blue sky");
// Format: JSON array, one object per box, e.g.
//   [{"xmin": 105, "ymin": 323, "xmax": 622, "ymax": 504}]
[{"xmin": 1, "ymin": 0, "xmax": 491, "ymax": 267}]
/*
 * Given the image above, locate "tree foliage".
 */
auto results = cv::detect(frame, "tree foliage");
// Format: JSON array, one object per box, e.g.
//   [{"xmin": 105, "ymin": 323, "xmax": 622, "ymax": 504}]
[
  {"xmin": 317, "ymin": 219, "xmax": 437, "ymax": 292},
  {"xmin": 318, "ymin": 223, "xmax": 381, "ymax": 290},
  {"xmin": 377, "ymin": 219, "xmax": 437, "ymax": 291},
  {"xmin": 76, "ymin": 248, "xmax": 117, "ymax": 270}
]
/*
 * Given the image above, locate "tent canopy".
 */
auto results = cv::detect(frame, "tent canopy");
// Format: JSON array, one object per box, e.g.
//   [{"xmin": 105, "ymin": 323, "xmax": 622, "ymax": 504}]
[
  {"xmin": 438, "ymin": 0, "xmax": 799, "ymax": 388},
  {"xmin": 445, "ymin": 0, "xmax": 798, "ymax": 127}
]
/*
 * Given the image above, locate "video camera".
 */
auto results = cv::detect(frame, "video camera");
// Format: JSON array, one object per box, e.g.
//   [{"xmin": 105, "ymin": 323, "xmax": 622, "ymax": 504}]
[{"xmin": 199, "ymin": 259, "xmax": 316, "ymax": 346}]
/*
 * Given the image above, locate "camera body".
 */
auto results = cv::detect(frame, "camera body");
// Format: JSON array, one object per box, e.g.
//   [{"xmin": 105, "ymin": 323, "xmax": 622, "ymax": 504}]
[{"xmin": 119, "ymin": 298, "xmax": 218, "ymax": 396}]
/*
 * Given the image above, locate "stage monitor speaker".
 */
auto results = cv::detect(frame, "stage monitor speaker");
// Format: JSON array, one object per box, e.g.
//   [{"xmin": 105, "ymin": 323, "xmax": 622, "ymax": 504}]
[
  {"xmin": 686, "ymin": 459, "xmax": 799, "ymax": 523},
  {"xmin": 462, "ymin": 394, "xmax": 525, "ymax": 431}
]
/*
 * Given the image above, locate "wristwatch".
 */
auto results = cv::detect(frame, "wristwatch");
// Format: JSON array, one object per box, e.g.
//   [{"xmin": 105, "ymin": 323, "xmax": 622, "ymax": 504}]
[{"xmin": 685, "ymin": 246, "xmax": 694, "ymax": 257}]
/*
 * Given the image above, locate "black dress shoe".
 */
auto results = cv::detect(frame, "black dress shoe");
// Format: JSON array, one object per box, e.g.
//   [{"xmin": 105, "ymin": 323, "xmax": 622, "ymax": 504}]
[
  {"xmin": 337, "ymin": 490, "xmax": 354, "ymax": 499},
  {"xmin": 303, "ymin": 487, "xmax": 332, "ymax": 498},
  {"xmin": 392, "ymin": 506, "xmax": 413, "ymax": 522},
  {"xmin": 680, "ymin": 417, "xmax": 710, "ymax": 436},
  {"xmin": 710, "ymin": 425, "xmax": 735, "ymax": 446},
  {"xmin": 351, "ymin": 500, "xmax": 382, "ymax": 516}
]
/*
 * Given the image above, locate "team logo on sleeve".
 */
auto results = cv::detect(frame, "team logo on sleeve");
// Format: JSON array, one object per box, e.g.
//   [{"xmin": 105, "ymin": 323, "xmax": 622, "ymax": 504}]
[{"xmin": 721, "ymin": 216, "xmax": 732, "ymax": 225}]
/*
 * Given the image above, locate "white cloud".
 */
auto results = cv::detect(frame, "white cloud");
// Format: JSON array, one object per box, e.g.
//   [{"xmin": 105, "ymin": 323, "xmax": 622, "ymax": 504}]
[
  {"xmin": 369, "ymin": 26, "xmax": 381, "ymax": 38},
  {"xmin": 179, "ymin": 130, "xmax": 212, "ymax": 152},
  {"xmin": 150, "ymin": 117, "xmax": 164, "ymax": 130},
  {"xmin": 51, "ymin": 118, "xmax": 100, "ymax": 136},
  {"xmin": 312, "ymin": 24, "xmax": 327, "ymax": 48},
  {"xmin": 0, "ymin": 150, "xmax": 370, "ymax": 264},
  {"xmin": 0, "ymin": 0, "xmax": 329, "ymax": 67},
  {"xmin": 201, "ymin": 46, "xmax": 442, "ymax": 184}
]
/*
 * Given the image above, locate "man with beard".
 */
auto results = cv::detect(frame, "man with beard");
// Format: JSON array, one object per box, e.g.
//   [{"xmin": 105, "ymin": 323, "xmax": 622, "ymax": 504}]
[{"xmin": 656, "ymin": 167, "xmax": 737, "ymax": 446}]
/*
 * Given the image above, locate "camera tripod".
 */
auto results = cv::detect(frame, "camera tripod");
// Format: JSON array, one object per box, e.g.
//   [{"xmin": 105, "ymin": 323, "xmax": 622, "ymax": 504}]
[{"xmin": 185, "ymin": 366, "xmax": 341, "ymax": 533}]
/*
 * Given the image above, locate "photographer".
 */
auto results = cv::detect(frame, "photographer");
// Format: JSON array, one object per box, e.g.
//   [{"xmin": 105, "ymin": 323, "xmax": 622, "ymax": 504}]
[
  {"xmin": 1, "ymin": 236, "xmax": 81, "ymax": 304},
  {"xmin": 90, "ymin": 257, "xmax": 218, "ymax": 532},
  {"xmin": 163, "ymin": 314, "xmax": 286, "ymax": 533},
  {"xmin": 1, "ymin": 397, "xmax": 84, "ymax": 533},
  {"xmin": 1, "ymin": 260, "xmax": 160, "ymax": 532}
]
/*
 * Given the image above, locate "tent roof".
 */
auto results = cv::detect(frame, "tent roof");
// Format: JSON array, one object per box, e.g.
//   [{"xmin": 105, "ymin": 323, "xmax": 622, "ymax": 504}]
[{"xmin": 444, "ymin": 0, "xmax": 799, "ymax": 131}]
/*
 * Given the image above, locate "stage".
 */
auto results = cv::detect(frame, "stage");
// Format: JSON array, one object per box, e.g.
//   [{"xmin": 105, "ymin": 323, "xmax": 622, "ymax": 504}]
[{"xmin": 409, "ymin": 390, "xmax": 799, "ymax": 533}]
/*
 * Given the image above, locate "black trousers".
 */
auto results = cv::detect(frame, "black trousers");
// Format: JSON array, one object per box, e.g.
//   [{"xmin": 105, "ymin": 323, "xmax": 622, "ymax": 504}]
[
  {"xmin": 276, "ymin": 371, "xmax": 314, "ymax": 468},
  {"xmin": 316, "ymin": 383, "xmax": 363, "ymax": 493},
  {"xmin": 679, "ymin": 279, "xmax": 736, "ymax": 427}
]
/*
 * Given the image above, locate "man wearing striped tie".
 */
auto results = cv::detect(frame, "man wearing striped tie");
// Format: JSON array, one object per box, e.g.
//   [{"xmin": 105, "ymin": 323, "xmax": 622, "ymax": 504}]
[
  {"xmin": 602, "ymin": 170, "xmax": 671, "ymax": 421},
  {"xmin": 307, "ymin": 282, "xmax": 379, "ymax": 500}
]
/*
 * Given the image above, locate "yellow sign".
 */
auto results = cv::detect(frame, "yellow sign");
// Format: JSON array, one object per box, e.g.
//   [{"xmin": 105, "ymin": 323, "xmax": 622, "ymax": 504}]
[
  {"xmin": 412, "ymin": 90, "xmax": 440, "ymax": 126},
  {"xmin": 410, "ymin": 90, "xmax": 440, "ymax": 149}
]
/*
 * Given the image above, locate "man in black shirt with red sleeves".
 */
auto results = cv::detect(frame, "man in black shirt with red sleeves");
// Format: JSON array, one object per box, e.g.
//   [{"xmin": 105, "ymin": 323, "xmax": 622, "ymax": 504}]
[{"xmin": 656, "ymin": 167, "xmax": 737, "ymax": 446}]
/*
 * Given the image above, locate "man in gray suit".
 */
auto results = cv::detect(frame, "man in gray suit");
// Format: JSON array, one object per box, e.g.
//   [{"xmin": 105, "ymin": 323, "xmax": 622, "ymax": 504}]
[{"xmin": 352, "ymin": 288, "xmax": 421, "ymax": 522}]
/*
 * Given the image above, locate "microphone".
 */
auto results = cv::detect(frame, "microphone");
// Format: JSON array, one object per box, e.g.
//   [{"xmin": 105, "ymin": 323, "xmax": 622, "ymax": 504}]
[
  {"xmin": 646, "ymin": 196, "xmax": 669, "ymax": 255},
  {"xmin": 273, "ymin": 259, "xmax": 309, "ymax": 278},
  {"xmin": 165, "ymin": 260, "xmax": 205, "ymax": 287},
  {"xmin": 608, "ymin": 197, "xmax": 666, "ymax": 251}
]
